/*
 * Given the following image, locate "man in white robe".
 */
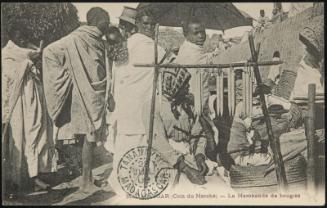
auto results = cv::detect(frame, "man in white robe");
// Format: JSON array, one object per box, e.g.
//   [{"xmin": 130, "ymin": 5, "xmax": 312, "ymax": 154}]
[
  {"xmin": 104, "ymin": 7, "xmax": 137, "ymax": 154},
  {"xmin": 108, "ymin": 11, "xmax": 167, "ymax": 197},
  {"xmin": 2, "ymin": 40, "xmax": 54, "ymax": 192}
]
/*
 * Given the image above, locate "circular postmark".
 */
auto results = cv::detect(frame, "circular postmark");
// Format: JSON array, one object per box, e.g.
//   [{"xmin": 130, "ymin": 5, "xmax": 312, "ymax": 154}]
[{"xmin": 117, "ymin": 146, "xmax": 171, "ymax": 200}]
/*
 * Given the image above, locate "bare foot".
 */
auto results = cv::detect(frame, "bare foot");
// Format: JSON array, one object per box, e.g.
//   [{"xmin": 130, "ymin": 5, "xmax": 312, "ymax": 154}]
[
  {"xmin": 80, "ymin": 182, "xmax": 99, "ymax": 194},
  {"xmin": 34, "ymin": 178, "xmax": 50, "ymax": 191},
  {"xmin": 94, "ymin": 179, "xmax": 109, "ymax": 188}
]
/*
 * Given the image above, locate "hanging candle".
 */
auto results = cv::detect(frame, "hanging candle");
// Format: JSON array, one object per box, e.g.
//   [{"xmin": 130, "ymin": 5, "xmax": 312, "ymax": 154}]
[
  {"xmin": 242, "ymin": 68, "xmax": 247, "ymax": 116},
  {"xmin": 158, "ymin": 70, "xmax": 162, "ymax": 112},
  {"xmin": 219, "ymin": 69, "xmax": 224, "ymax": 116},
  {"xmin": 228, "ymin": 68, "xmax": 232, "ymax": 116},
  {"xmin": 231, "ymin": 67, "xmax": 235, "ymax": 116},
  {"xmin": 249, "ymin": 66, "xmax": 253, "ymax": 117},
  {"xmin": 216, "ymin": 69, "xmax": 221, "ymax": 116}
]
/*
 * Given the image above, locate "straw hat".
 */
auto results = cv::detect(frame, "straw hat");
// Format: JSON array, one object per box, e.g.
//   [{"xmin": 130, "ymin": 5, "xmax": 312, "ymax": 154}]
[
  {"xmin": 268, "ymin": 104, "xmax": 288, "ymax": 115},
  {"xmin": 118, "ymin": 6, "xmax": 137, "ymax": 25}
]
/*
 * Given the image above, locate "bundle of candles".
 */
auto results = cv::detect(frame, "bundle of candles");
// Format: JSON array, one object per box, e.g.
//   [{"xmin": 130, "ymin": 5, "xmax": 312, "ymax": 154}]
[
  {"xmin": 215, "ymin": 66, "xmax": 254, "ymax": 117},
  {"xmin": 241, "ymin": 65, "xmax": 254, "ymax": 117},
  {"xmin": 157, "ymin": 66, "xmax": 256, "ymax": 118}
]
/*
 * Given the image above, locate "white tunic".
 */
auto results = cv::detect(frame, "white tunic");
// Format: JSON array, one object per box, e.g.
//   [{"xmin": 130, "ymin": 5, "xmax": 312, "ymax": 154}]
[
  {"xmin": 115, "ymin": 33, "xmax": 165, "ymax": 135},
  {"xmin": 2, "ymin": 41, "xmax": 54, "ymax": 186}
]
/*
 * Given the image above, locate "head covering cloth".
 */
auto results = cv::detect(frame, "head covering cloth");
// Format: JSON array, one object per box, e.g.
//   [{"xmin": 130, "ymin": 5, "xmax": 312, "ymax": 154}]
[{"xmin": 162, "ymin": 67, "xmax": 191, "ymax": 100}]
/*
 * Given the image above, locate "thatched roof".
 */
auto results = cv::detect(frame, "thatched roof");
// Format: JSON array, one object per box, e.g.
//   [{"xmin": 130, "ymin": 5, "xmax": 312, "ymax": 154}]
[{"xmin": 213, "ymin": 7, "xmax": 324, "ymax": 99}]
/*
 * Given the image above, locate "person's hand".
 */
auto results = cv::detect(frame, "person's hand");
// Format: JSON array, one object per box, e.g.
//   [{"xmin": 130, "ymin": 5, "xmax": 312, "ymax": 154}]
[
  {"xmin": 27, "ymin": 40, "xmax": 43, "ymax": 63},
  {"xmin": 176, "ymin": 157, "xmax": 206, "ymax": 185},
  {"xmin": 243, "ymin": 117, "xmax": 252, "ymax": 131},
  {"xmin": 27, "ymin": 50, "xmax": 41, "ymax": 63},
  {"xmin": 195, "ymin": 154, "xmax": 209, "ymax": 176},
  {"xmin": 107, "ymin": 92, "xmax": 115, "ymax": 112}
]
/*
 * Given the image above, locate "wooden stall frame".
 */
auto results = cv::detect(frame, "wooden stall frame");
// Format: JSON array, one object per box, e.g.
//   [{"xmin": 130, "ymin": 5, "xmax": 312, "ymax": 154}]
[{"xmin": 137, "ymin": 26, "xmax": 288, "ymax": 191}]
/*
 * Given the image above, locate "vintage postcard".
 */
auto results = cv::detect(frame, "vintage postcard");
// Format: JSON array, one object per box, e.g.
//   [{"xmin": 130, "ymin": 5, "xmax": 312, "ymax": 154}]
[{"xmin": 1, "ymin": 2, "xmax": 325, "ymax": 206}]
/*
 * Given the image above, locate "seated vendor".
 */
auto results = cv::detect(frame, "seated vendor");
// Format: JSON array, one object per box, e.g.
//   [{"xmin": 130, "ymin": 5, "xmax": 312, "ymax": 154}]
[
  {"xmin": 142, "ymin": 67, "xmax": 218, "ymax": 186},
  {"xmin": 227, "ymin": 78, "xmax": 292, "ymax": 167}
]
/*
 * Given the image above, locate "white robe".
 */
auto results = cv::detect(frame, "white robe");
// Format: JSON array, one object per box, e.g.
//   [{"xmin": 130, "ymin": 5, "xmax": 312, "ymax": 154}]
[
  {"xmin": 174, "ymin": 41, "xmax": 210, "ymax": 114},
  {"xmin": 290, "ymin": 59, "xmax": 324, "ymax": 100},
  {"xmin": 108, "ymin": 33, "xmax": 165, "ymax": 195},
  {"xmin": 2, "ymin": 41, "xmax": 54, "ymax": 187},
  {"xmin": 114, "ymin": 33, "xmax": 165, "ymax": 135}
]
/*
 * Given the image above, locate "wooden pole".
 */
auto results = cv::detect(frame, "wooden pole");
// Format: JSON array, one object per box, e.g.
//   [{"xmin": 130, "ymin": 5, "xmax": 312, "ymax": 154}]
[
  {"xmin": 248, "ymin": 34, "xmax": 288, "ymax": 192},
  {"xmin": 231, "ymin": 68, "xmax": 235, "ymax": 116},
  {"xmin": 242, "ymin": 69, "xmax": 247, "ymax": 115},
  {"xmin": 144, "ymin": 24, "xmax": 160, "ymax": 188},
  {"xmin": 228, "ymin": 68, "xmax": 232, "ymax": 116},
  {"xmin": 219, "ymin": 70, "xmax": 224, "ymax": 116},
  {"xmin": 305, "ymin": 84, "xmax": 317, "ymax": 194},
  {"xmin": 216, "ymin": 71, "xmax": 220, "ymax": 116},
  {"xmin": 249, "ymin": 67, "xmax": 253, "ymax": 117},
  {"xmin": 134, "ymin": 60, "xmax": 283, "ymax": 68}
]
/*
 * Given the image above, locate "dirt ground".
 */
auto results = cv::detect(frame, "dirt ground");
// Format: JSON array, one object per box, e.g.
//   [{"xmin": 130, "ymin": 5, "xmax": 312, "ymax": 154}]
[
  {"xmin": 2, "ymin": 145, "xmax": 116, "ymax": 206},
  {"xmin": 2, "ymin": 143, "xmax": 325, "ymax": 205}
]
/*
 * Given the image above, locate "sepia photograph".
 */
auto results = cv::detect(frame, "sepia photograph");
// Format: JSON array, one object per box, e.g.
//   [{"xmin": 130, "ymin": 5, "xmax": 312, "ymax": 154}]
[{"xmin": 1, "ymin": 1, "xmax": 325, "ymax": 206}]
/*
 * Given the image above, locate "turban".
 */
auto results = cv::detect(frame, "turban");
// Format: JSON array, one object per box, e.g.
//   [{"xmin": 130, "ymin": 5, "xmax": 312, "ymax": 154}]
[{"xmin": 87, "ymin": 7, "xmax": 110, "ymax": 27}]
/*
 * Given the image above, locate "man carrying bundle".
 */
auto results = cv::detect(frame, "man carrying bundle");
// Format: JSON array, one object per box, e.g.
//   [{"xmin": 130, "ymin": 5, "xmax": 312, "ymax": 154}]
[{"xmin": 43, "ymin": 7, "xmax": 111, "ymax": 193}]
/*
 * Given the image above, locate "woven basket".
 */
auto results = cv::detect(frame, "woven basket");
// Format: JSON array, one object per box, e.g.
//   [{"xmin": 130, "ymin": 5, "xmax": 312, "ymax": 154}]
[
  {"xmin": 274, "ymin": 70, "xmax": 297, "ymax": 100},
  {"xmin": 230, "ymin": 155, "xmax": 306, "ymax": 189}
]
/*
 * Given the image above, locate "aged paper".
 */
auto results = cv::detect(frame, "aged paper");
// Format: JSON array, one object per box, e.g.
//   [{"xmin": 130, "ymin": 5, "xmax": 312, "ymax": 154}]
[{"xmin": 1, "ymin": 2, "xmax": 325, "ymax": 206}]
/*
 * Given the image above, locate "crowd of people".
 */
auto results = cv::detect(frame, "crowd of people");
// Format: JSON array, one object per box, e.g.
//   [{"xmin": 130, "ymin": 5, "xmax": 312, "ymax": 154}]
[
  {"xmin": 254, "ymin": 3, "xmax": 287, "ymax": 33},
  {"xmin": 2, "ymin": 4, "xmax": 324, "ymax": 203}
]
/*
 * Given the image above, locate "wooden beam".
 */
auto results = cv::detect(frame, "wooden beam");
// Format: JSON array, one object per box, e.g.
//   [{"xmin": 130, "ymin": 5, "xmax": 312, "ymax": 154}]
[
  {"xmin": 305, "ymin": 84, "xmax": 317, "ymax": 194},
  {"xmin": 248, "ymin": 34, "xmax": 288, "ymax": 192},
  {"xmin": 134, "ymin": 60, "xmax": 283, "ymax": 69},
  {"xmin": 144, "ymin": 24, "xmax": 160, "ymax": 188}
]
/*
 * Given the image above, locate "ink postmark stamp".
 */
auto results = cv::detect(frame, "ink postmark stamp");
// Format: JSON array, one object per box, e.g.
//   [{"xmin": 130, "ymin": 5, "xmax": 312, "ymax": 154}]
[{"xmin": 117, "ymin": 146, "xmax": 172, "ymax": 200}]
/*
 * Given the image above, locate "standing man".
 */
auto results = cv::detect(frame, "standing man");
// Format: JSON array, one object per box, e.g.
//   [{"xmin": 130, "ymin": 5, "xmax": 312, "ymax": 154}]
[
  {"xmin": 104, "ymin": 8, "xmax": 137, "ymax": 155},
  {"xmin": 256, "ymin": 10, "xmax": 270, "ymax": 32},
  {"xmin": 118, "ymin": 6, "xmax": 138, "ymax": 40},
  {"xmin": 43, "ymin": 7, "xmax": 111, "ymax": 193},
  {"xmin": 2, "ymin": 20, "xmax": 54, "ymax": 194},
  {"xmin": 108, "ymin": 11, "xmax": 167, "ymax": 197}
]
